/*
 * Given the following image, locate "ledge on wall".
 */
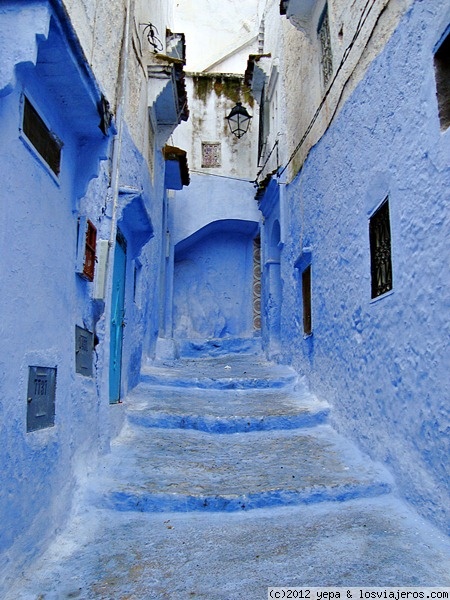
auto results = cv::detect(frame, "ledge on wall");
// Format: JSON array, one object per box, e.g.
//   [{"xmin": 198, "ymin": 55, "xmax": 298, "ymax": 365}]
[
  {"xmin": 148, "ymin": 55, "xmax": 189, "ymax": 145},
  {"xmin": 163, "ymin": 145, "xmax": 190, "ymax": 190},
  {"xmin": 118, "ymin": 188, "xmax": 154, "ymax": 258},
  {"xmin": 244, "ymin": 54, "xmax": 271, "ymax": 101},
  {"xmin": 280, "ymin": 0, "xmax": 322, "ymax": 34}
]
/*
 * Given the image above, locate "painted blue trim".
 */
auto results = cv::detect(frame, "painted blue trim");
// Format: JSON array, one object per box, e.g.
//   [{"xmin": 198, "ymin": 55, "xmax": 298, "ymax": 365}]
[{"xmin": 99, "ymin": 481, "xmax": 392, "ymax": 514}]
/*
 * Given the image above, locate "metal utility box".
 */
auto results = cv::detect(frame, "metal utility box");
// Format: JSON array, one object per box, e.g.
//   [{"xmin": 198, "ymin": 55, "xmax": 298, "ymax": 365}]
[
  {"xmin": 75, "ymin": 326, "xmax": 94, "ymax": 377},
  {"xmin": 26, "ymin": 366, "xmax": 57, "ymax": 432}
]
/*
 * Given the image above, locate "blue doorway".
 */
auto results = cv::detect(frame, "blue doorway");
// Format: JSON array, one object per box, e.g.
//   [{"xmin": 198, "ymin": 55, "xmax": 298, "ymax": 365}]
[{"xmin": 109, "ymin": 231, "xmax": 127, "ymax": 403}]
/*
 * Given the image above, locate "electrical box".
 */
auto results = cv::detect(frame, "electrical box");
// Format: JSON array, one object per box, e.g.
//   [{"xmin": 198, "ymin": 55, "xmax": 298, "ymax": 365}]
[
  {"xmin": 93, "ymin": 239, "xmax": 109, "ymax": 300},
  {"xmin": 26, "ymin": 366, "xmax": 57, "ymax": 432},
  {"xmin": 75, "ymin": 326, "xmax": 94, "ymax": 377}
]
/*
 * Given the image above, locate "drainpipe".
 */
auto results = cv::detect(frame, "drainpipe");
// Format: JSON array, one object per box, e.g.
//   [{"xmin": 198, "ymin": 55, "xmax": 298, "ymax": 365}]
[
  {"xmin": 100, "ymin": 0, "xmax": 133, "ymax": 407},
  {"xmin": 278, "ymin": 169, "xmax": 287, "ymax": 248},
  {"xmin": 108, "ymin": 0, "xmax": 133, "ymax": 251}
]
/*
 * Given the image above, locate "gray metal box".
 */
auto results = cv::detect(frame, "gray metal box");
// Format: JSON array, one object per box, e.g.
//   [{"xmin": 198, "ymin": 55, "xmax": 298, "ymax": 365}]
[
  {"xmin": 26, "ymin": 366, "xmax": 57, "ymax": 432},
  {"xmin": 75, "ymin": 326, "xmax": 94, "ymax": 377}
]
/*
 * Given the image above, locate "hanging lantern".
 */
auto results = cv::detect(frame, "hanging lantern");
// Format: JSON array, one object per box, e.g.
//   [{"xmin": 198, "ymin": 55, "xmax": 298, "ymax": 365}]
[{"xmin": 226, "ymin": 102, "xmax": 252, "ymax": 139}]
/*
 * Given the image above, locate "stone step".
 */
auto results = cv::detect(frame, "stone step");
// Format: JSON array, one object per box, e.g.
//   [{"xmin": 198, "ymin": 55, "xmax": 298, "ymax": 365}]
[
  {"xmin": 178, "ymin": 336, "xmax": 262, "ymax": 358},
  {"xmin": 140, "ymin": 356, "xmax": 298, "ymax": 390},
  {"xmin": 91, "ymin": 425, "xmax": 393, "ymax": 513},
  {"xmin": 126, "ymin": 385, "xmax": 330, "ymax": 433}
]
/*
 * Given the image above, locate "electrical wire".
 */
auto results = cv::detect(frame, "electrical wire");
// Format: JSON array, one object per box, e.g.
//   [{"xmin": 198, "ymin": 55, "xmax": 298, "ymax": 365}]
[
  {"xmin": 190, "ymin": 169, "xmax": 255, "ymax": 183},
  {"xmin": 255, "ymin": 138, "xmax": 279, "ymax": 183},
  {"xmin": 267, "ymin": 0, "xmax": 380, "ymax": 183},
  {"xmin": 141, "ymin": 22, "xmax": 164, "ymax": 53}
]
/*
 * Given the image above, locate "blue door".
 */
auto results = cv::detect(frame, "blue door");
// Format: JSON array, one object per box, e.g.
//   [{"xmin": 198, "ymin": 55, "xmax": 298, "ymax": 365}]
[{"xmin": 109, "ymin": 232, "xmax": 127, "ymax": 403}]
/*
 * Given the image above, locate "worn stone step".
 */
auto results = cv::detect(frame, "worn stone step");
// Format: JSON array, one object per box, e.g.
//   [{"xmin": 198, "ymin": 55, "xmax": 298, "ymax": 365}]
[
  {"xmin": 126, "ymin": 385, "xmax": 330, "ymax": 433},
  {"xmin": 140, "ymin": 356, "xmax": 298, "ymax": 390},
  {"xmin": 91, "ymin": 425, "xmax": 393, "ymax": 513},
  {"xmin": 178, "ymin": 336, "xmax": 263, "ymax": 358}
]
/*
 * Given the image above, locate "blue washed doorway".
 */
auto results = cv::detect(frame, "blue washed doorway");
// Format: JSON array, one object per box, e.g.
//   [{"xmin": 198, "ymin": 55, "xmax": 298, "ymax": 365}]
[{"xmin": 109, "ymin": 231, "xmax": 127, "ymax": 403}]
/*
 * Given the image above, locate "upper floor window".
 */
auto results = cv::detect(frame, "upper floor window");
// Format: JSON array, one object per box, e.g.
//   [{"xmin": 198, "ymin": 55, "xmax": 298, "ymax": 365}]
[
  {"xmin": 76, "ymin": 216, "xmax": 97, "ymax": 282},
  {"xmin": 202, "ymin": 142, "xmax": 221, "ymax": 168},
  {"xmin": 369, "ymin": 198, "xmax": 393, "ymax": 299},
  {"xmin": 318, "ymin": 5, "xmax": 333, "ymax": 87},
  {"xmin": 434, "ymin": 27, "xmax": 450, "ymax": 130},
  {"xmin": 22, "ymin": 96, "xmax": 62, "ymax": 176}
]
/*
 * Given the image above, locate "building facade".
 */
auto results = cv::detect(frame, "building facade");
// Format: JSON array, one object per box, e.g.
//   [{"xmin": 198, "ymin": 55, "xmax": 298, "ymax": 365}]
[
  {"xmin": 250, "ymin": 0, "xmax": 450, "ymax": 532},
  {"xmin": 0, "ymin": 0, "xmax": 189, "ymax": 586}
]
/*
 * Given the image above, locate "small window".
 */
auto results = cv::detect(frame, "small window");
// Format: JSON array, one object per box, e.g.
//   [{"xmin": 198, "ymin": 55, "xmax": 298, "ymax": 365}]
[
  {"xmin": 434, "ymin": 28, "xmax": 450, "ymax": 130},
  {"xmin": 318, "ymin": 5, "xmax": 333, "ymax": 87},
  {"xmin": 201, "ymin": 142, "xmax": 221, "ymax": 168},
  {"xmin": 302, "ymin": 264, "xmax": 312, "ymax": 335},
  {"xmin": 369, "ymin": 198, "xmax": 393, "ymax": 298},
  {"xmin": 258, "ymin": 85, "xmax": 271, "ymax": 164},
  {"xmin": 76, "ymin": 217, "xmax": 97, "ymax": 282},
  {"xmin": 22, "ymin": 96, "xmax": 62, "ymax": 175}
]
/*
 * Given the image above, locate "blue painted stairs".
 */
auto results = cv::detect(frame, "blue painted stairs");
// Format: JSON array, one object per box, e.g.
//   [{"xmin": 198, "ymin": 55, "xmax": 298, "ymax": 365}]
[{"xmin": 92, "ymin": 355, "xmax": 393, "ymax": 513}]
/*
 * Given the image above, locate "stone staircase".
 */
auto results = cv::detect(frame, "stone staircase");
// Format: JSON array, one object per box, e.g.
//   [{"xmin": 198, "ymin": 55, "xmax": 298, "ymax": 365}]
[
  {"xmin": 91, "ymin": 355, "xmax": 393, "ymax": 514},
  {"xmin": 7, "ymin": 353, "xmax": 450, "ymax": 599}
]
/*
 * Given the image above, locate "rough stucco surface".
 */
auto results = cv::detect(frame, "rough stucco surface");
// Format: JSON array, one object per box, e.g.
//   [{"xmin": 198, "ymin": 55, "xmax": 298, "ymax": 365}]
[
  {"xmin": 279, "ymin": 0, "xmax": 414, "ymax": 182},
  {"xmin": 280, "ymin": 0, "xmax": 450, "ymax": 532},
  {"xmin": 171, "ymin": 174, "xmax": 259, "ymax": 246},
  {"xmin": 0, "ymin": 1, "xmax": 167, "ymax": 584},
  {"xmin": 173, "ymin": 230, "xmax": 255, "ymax": 339}
]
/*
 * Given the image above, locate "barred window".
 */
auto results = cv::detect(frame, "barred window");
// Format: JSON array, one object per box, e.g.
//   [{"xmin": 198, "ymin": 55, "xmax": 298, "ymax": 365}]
[
  {"xmin": 302, "ymin": 265, "xmax": 312, "ymax": 335},
  {"xmin": 369, "ymin": 198, "xmax": 393, "ymax": 299},
  {"xmin": 201, "ymin": 142, "xmax": 221, "ymax": 168},
  {"xmin": 434, "ymin": 28, "xmax": 450, "ymax": 130},
  {"xmin": 22, "ymin": 96, "xmax": 62, "ymax": 175},
  {"xmin": 318, "ymin": 5, "xmax": 333, "ymax": 87}
]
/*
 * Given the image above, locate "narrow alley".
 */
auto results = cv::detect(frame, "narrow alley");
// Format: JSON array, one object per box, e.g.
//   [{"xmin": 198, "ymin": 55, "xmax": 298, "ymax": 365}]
[
  {"xmin": 1, "ymin": 0, "xmax": 450, "ymax": 596},
  {"xmin": 7, "ymin": 352, "xmax": 450, "ymax": 598}
]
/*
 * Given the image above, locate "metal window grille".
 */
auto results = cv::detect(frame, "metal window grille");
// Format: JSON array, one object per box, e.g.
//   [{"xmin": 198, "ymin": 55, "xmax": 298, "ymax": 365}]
[
  {"xmin": 318, "ymin": 6, "xmax": 333, "ymax": 87},
  {"xmin": 22, "ymin": 97, "xmax": 61, "ymax": 175},
  {"xmin": 201, "ymin": 142, "xmax": 221, "ymax": 168},
  {"xmin": 253, "ymin": 236, "xmax": 262, "ymax": 331},
  {"xmin": 83, "ymin": 219, "xmax": 97, "ymax": 281},
  {"xmin": 370, "ymin": 199, "xmax": 393, "ymax": 298},
  {"xmin": 302, "ymin": 265, "xmax": 312, "ymax": 335},
  {"xmin": 434, "ymin": 30, "xmax": 450, "ymax": 130}
]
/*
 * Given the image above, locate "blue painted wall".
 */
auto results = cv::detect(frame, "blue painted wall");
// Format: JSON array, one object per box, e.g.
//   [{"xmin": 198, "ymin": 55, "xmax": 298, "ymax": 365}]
[
  {"xmin": 173, "ymin": 223, "xmax": 256, "ymax": 339},
  {"xmin": 0, "ymin": 3, "xmax": 164, "ymax": 589},
  {"xmin": 278, "ymin": 0, "xmax": 450, "ymax": 532}
]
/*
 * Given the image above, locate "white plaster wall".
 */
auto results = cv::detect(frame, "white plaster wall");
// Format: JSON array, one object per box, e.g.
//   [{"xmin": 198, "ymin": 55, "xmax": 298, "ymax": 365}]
[
  {"xmin": 173, "ymin": 75, "xmax": 258, "ymax": 181},
  {"xmin": 252, "ymin": 0, "xmax": 290, "ymax": 184},
  {"xmin": 62, "ymin": 0, "xmax": 124, "ymax": 108},
  {"xmin": 61, "ymin": 0, "xmax": 175, "ymax": 159},
  {"xmin": 174, "ymin": 0, "xmax": 261, "ymax": 72}
]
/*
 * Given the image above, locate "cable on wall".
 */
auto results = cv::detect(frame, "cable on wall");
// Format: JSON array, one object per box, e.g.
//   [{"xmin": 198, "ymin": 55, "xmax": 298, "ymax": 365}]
[{"xmin": 261, "ymin": 0, "xmax": 382, "ymax": 184}]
